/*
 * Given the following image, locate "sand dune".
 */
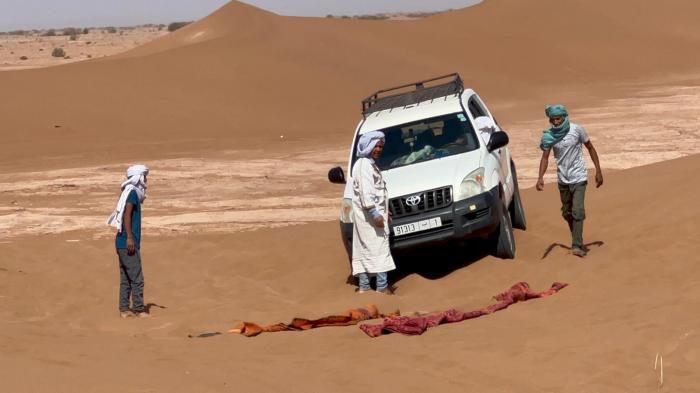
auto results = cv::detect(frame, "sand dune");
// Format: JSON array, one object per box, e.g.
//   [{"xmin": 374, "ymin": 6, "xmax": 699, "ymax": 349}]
[
  {"xmin": 1, "ymin": 0, "xmax": 699, "ymax": 169},
  {"xmin": 1, "ymin": 0, "xmax": 700, "ymax": 391}
]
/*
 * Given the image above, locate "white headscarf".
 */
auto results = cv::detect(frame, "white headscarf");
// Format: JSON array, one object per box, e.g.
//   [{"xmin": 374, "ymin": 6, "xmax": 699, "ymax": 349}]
[
  {"xmin": 356, "ymin": 131, "xmax": 385, "ymax": 158},
  {"xmin": 107, "ymin": 164, "xmax": 149, "ymax": 232},
  {"xmin": 474, "ymin": 116, "xmax": 497, "ymax": 145}
]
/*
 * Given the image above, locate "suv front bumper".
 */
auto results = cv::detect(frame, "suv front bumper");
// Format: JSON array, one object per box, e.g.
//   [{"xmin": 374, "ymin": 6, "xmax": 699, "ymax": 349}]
[{"xmin": 339, "ymin": 186, "xmax": 501, "ymax": 255}]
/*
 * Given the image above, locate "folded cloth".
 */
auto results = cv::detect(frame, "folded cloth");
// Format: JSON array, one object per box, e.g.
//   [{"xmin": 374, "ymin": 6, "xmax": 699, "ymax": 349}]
[
  {"xmin": 229, "ymin": 304, "xmax": 395, "ymax": 337},
  {"xmin": 360, "ymin": 282, "xmax": 568, "ymax": 337},
  {"xmin": 107, "ymin": 164, "xmax": 149, "ymax": 232}
]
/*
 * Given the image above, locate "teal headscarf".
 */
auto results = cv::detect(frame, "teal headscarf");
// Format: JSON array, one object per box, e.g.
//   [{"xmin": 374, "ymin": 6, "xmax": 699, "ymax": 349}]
[{"xmin": 540, "ymin": 104, "xmax": 570, "ymax": 149}]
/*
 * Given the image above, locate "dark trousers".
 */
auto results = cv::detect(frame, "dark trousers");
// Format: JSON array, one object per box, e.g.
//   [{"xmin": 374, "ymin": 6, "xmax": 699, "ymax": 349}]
[
  {"xmin": 117, "ymin": 248, "xmax": 145, "ymax": 312},
  {"xmin": 558, "ymin": 181, "xmax": 587, "ymax": 250}
]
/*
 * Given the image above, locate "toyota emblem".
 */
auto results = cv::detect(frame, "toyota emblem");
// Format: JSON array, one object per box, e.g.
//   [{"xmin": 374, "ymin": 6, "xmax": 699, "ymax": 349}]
[{"xmin": 406, "ymin": 195, "xmax": 422, "ymax": 206}]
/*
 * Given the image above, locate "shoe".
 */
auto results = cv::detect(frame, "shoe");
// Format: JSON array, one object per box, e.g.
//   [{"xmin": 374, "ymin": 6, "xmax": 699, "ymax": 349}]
[
  {"xmin": 355, "ymin": 288, "xmax": 370, "ymax": 294},
  {"xmin": 120, "ymin": 311, "xmax": 135, "ymax": 318},
  {"xmin": 572, "ymin": 247, "xmax": 587, "ymax": 257},
  {"xmin": 135, "ymin": 311, "xmax": 151, "ymax": 318},
  {"xmin": 376, "ymin": 287, "xmax": 394, "ymax": 295}
]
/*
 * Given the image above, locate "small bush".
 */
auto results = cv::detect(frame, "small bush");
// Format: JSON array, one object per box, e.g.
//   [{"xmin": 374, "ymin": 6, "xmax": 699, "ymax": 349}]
[
  {"xmin": 62, "ymin": 27, "xmax": 79, "ymax": 36},
  {"xmin": 69, "ymin": 34, "xmax": 77, "ymax": 41},
  {"xmin": 82, "ymin": 28, "xmax": 89, "ymax": 34},
  {"xmin": 354, "ymin": 14, "xmax": 390, "ymax": 20},
  {"xmin": 9, "ymin": 30, "xmax": 27, "ymax": 36},
  {"xmin": 19, "ymin": 56, "xmax": 28, "ymax": 60},
  {"xmin": 105, "ymin": 26, "xmax": 117, "ymax": 34},
  {"xmin": 44, "ymin": 29, "xmax": 56, "ymax": 37},
  {"xmin": 167, "ymin": 21, "xmax": 191, "ymax": 32},
  {"xmin": 51, "ymin": 47, "xmax": 65, "ymax": 57}
]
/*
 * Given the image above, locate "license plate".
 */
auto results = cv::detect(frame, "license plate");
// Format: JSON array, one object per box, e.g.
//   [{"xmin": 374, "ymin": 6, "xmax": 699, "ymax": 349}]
[{"xmin": 393, "ymin": 217, "xmax": 442, "ymax": 236}]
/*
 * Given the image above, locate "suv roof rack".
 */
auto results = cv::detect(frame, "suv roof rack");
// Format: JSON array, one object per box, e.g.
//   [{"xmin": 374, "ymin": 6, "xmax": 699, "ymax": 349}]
[{"xmin": 361, "ymin": 73, "xmax": 464, "ymax": 117}]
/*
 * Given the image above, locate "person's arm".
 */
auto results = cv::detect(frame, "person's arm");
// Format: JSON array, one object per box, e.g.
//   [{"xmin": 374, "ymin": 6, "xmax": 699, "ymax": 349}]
[
  {"xmin": 536, "ymin": 148, "xmax": 551, "ymax": 191},
  {"xmin": 124, "ymin": 203, "xmax": 136, "ymax": 255},
  {"xmin": 355, "ymin": 160, "xmax": 384, "ymax": 228},
  {"xmin": 584, "ymin": 140, "xmax": 603, "ymax": 188}
]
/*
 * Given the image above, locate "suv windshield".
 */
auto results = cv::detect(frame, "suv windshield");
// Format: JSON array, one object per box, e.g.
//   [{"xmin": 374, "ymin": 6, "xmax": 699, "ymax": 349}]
[{"xmin": 365, "ymin": 112, "xmax": 480, "ymax": 170}]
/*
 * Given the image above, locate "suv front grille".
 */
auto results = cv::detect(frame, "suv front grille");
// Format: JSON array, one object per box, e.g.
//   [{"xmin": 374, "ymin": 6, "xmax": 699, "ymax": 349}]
[{"xmin": 389, "ymin": 186, "xmax": 452, "ymax": 218}]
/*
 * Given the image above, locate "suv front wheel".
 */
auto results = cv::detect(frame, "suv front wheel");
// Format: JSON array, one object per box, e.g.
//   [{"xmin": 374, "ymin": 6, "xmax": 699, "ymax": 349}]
[{"xmin": 491, "ymin": 201, "xmax": 516, "ymax": 259}]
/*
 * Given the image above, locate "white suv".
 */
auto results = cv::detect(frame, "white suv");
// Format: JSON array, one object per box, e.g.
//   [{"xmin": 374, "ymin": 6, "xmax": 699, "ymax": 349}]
[{"xmin": 328, "ymin": 74, "xmax": 526, "ymax": 259}]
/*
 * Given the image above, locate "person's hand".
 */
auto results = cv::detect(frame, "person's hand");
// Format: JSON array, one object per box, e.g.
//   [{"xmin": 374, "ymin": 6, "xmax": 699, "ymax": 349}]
[
  {"xmin": 373, "ymin": 215, "xmax": 385, "ymax": 228},
  {"xmin": 127, "ymin": 237, "xmax": 136, "ymax": 255},
  {"xmin": 536, "ymin": 178, "xmax": 544, "ymax": 191},
  {"xmin": 595, "ymin": 171, "xmax": 604, "ymax": 188}
]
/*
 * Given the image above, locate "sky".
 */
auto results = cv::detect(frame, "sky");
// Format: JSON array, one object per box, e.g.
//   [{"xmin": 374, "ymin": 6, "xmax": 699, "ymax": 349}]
[{"xmin": 1, "ymin": 0, "xmax": 480, "ymax": 31}]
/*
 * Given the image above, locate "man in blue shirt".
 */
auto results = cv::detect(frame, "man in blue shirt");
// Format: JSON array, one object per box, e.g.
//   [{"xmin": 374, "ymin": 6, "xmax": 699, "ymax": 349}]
[{"xmin": 108, "ymin": 165, "xmax": 149, "ymax": 318}]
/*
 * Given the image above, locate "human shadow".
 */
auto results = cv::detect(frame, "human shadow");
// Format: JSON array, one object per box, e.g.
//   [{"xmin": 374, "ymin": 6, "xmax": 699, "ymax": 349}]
[
  {"xmin": 541, "ymin": 240, "xmax": 605, "ymax": 259},
  {"xmin": 145, "ymin": 303, "xmax": 167, "ymax": 313}
]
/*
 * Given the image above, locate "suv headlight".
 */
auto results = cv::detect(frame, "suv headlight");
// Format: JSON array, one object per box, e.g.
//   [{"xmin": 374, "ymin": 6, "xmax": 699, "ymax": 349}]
[
  {"xmin": 339, "ymin": 198, "xmax": 353, "ymax": 223},
  {"xmin": 456, "ymin": 167, "xmax": 485, "ymax": 200}
]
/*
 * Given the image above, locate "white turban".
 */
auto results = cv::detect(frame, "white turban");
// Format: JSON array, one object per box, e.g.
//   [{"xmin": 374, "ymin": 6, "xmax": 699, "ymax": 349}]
[
  {"xmin": 107, "ymin": 164, "xmax": 149, "ymax": 232},
  {"xmin": 356, "ymin": 131, "xmax": 385, "ymax": 158}
]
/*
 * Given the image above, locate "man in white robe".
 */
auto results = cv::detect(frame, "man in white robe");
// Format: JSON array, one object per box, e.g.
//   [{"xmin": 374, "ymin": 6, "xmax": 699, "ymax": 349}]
[{"xmin": 351, "ymin": 131, "xmax": 396, "ymax": 294}]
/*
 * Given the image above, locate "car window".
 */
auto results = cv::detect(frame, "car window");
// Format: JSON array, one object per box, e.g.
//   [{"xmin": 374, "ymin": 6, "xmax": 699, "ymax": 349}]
[
  {"xmin": 468, "ymin": 96, "xmax": 487, "ymax": 118},
  {"xmin": 355, "ymin": 112, "xmax": 479, "ymax": 171}
]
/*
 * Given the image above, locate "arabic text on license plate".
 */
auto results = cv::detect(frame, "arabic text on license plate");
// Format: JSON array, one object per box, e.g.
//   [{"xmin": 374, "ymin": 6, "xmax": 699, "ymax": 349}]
[{"xmin": 393, "ymin": 217, "xmax": 442, "ymax": 236}]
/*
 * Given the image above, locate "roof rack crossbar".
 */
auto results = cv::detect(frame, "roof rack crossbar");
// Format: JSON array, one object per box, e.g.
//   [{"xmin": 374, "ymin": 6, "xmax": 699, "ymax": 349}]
[{"xmin": 361, "ymin": 73, "xmax": 463, "ymax": 116}]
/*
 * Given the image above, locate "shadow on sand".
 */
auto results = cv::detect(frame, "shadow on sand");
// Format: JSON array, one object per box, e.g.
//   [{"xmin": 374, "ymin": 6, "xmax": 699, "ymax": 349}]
[
  {"xmin": 145, "ymin": 302, "xmax": 167, "ymax": 313},
  {"xmin": 541, "ymin": 240, "xmax": 605, "ymax": 259},
  {"xmin": 343, "ymin": 241, "xmax": 493, "ymax": 290}
]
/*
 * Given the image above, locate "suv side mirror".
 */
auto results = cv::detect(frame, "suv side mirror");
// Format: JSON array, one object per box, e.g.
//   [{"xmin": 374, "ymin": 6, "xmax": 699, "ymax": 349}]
[
  {"xmin": 487, "ymin": 131, "xmax": 509, "ymax": 152},
  {"xmin": 328, "ymin": 166, "xmax": 346, "ymax": 184}
]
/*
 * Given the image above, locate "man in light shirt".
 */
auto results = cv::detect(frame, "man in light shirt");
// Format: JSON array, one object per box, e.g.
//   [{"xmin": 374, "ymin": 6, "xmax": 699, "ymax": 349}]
[{"xmin": 536, "ymin": 105, "xmax": 603, "ymax": 257}]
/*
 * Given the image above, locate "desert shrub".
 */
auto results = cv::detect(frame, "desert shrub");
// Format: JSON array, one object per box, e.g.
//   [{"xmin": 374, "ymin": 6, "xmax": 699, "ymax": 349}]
[
  {"xmin": 167, "ymin": 21, "xmax": 191, "ymax": 32},
  {"xmin": 325, "ymin": 14, "xmax": 334, "ymax": 18},
  {"xmin": 51, "ymin": 47, "xmax": 65, "ymax": 57},
  {"xmin": 62, "ymin": 27, "xmax": 79, "ymax": 36},
  {"xmin": 19, "ymin": 56, "xmax": 28, "ymax": 60},
  {"xmin": 69, "ymin": 34, "xmax": 77, "ymax": 41},
  {"xmin": 355, "ymin": 14, "xmax": 390, "ymax": 20},
  {"xmin": 44, "ymin": 29, "xmax": 56, "ymax": 36},
  {"xmin": 105, "ymin": 26, "xmax": 117, "ymax": 34},
  {"xmin": 9, "ymin": 30, "xmax": 27, "ymax": 36},
  {"xmin": 82, "ymin": 28, "xmax": 89, "ymax": 34}
]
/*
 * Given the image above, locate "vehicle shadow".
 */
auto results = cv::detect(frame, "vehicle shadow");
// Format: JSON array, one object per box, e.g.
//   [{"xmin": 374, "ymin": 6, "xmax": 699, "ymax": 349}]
[
  {"xmin": 343, "ymin": 242, "xmax": 491, "ymax": 289},
  {"xmin": 391, "ymin": 241, "xmax": 490, "ymax": 285},
  {"xmin": 541, "ymin": 240, "xmax": 605, "ymax": 259}
]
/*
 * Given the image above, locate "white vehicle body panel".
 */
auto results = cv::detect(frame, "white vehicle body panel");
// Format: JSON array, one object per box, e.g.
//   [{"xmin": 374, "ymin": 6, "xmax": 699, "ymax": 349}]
[{"xmin": 341, "ymin": 89, "xmax": 514, "ymax": 210}]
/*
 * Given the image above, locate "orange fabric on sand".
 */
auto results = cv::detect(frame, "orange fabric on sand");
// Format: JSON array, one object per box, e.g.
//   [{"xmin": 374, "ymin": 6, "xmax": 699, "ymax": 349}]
[{"xmin": 229, "ymin": 304, "xmax": 394, "ymax": 337}]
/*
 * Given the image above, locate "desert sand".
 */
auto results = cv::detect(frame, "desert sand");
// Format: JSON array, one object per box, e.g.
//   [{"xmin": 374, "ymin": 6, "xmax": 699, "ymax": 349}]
[
  {"xmin": 0, "ymin": 27, "xmax": 168, "ymax": 71},
  {"xmin": 1, "ymin": 0, "xmax": 699, "ymax": 392}
]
